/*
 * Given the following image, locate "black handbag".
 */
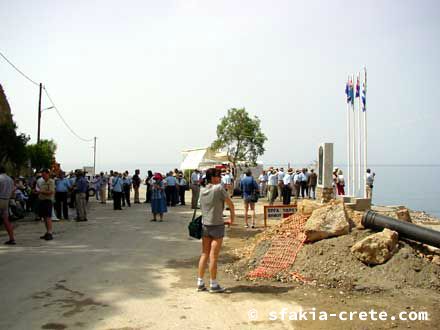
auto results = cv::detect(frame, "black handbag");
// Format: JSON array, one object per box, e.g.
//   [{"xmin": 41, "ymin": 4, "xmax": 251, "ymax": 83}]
[
  {"xmin": 249, "ymin": 178, "xmax": 259, "ymax": 203},
  {"xmin": 188, "ymin": 208, "xmax": 203, "ymax": 239},
  {"xmin": 250, "ymin": 191, "xmax": 259, "ymax": 203}
]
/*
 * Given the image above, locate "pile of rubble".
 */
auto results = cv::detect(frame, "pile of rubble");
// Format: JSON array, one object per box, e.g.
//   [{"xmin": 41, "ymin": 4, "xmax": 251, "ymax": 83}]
[{"xmin": 226, "ymin": 200, "xmax": 440, "ymax": 291}]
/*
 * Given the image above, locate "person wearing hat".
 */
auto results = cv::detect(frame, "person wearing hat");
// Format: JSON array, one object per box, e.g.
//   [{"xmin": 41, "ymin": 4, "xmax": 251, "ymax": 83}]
[
  {"xmin": 150, "ymin": 173, "xmax": 167, "ymax": 221},
  {"xmin": 74, "ymin": 170, "xmax": 88, "ymax": 221},
  {"xmin": 38, "ymin": 168, "xmax": 55, "ymax": 240}
]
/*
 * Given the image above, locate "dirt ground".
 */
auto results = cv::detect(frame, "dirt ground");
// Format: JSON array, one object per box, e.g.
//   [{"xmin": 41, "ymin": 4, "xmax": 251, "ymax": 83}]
[
  {"xmin": 1, "ymin": 192, "xmax": 439, "ymax": 329},
  {"xmin": 170, "ymin": 196, "xmax": 440, "ymax": 329}
]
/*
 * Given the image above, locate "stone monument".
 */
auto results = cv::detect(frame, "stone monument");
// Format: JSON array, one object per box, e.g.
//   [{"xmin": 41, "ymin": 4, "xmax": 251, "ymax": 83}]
[{"xmin": 316, "ymin": 143, "xmax": 334, "ymax": 202}]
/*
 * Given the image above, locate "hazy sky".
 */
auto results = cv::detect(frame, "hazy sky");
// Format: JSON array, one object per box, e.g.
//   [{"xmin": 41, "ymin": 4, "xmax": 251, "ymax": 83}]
[{"xmin": 1, "ymin": 0, "xmax": 439, "ymax": 171}]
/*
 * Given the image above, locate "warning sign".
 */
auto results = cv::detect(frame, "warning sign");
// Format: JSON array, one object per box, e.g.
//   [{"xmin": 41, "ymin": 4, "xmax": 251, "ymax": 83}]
[{"xmin": 263, "ymin": 204, "xmax": 297, "ymax": 227}]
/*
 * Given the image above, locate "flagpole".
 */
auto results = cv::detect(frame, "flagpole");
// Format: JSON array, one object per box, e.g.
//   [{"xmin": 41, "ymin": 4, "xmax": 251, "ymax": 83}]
[
  {"xmin": 351, "ymin": 74, "xmax": 356, "ymax": 196},
  {"xmin": 363, "ymin": 67, "xmax": 368, "ymax": 198},
  {"xmin": 357, "ymin": 73, "xmax": 362, "ymax": 195},
  {"xmin": 346, "ymin": 76, "xmax": 351, "ymax": 196}
]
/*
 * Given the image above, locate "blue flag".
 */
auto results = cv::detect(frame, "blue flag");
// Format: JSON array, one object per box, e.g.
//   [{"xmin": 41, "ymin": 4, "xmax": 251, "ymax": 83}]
[
  {"xmin": 355, "ymin": 77, "xmax": 360, "ymax": 98},
  {"xmin": 345, "ymin": 81, "xmax": 350, "ymax": 103},
  {"xmin": 349, "ymin": 79, "xmax": 354, "ymax": 105},
  {"xmin": 362, "ymin": 82, "xmax": 366, "ymax": 112}
]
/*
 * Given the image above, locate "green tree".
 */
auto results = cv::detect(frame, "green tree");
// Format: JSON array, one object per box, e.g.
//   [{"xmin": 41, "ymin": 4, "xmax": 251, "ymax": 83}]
[
  {"xmin": 26, "ymin": 139, "xmax": 57, "ymax": 171},
  {"xmin": 210, "ymin": 108, "xmax": 267, "ymax": 167},
  {"xmin": 0, "ymin": 121, "xmax": 30, "ymax": 174}
]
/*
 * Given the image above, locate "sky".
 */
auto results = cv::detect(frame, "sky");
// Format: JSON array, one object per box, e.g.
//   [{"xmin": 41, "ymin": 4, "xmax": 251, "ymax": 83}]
[{"xmin": 1, "ymin": 0, "xmax": 439, "ymax": 172}]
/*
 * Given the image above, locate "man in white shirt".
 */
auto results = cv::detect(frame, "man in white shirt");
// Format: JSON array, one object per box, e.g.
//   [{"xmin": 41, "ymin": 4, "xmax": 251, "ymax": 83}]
[
  {"xmin": 293, "ymin": 170, "xmax": 301, "ymax": 198},
  {"xmin": 258, "ymin": 171, "xmax": 268, "ymax": 197},
  {"xmin": 191, "ymin": 169, "xmax": 201, "ymax": 209},
  {"xmin": 282, "ymin": 169, "xmax": 294, "ymax": 205},
  {"xmin": 267, "ymin": 169, "xmax": 278, "ymax": 205},
  {"xmin": 277, "ymin": 168, "xmax": 285, "ymax": 202},
  {"xmin": 365, "ymin": 168, "xmax": 375, "ymax": 199},
  {"xmin": 221, "ymin": 170, "xmax": 233, "ymax": 198}
]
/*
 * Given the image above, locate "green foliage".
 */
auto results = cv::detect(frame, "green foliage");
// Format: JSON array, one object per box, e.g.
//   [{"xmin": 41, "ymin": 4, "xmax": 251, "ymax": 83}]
[
  {"xmin": 26, "ymin": 140, "xmax": 57, "ymax": 171},
  {"xmin": 183, "ymin": 169, "xmax": 192, "ymax": 182},
  {"xmin": 0, "ymin": 121, "xmax": 30, "ymax": 174},
  {"xmin": 210, "ymin": 108, "xmax": 267, "ymax": 166}
]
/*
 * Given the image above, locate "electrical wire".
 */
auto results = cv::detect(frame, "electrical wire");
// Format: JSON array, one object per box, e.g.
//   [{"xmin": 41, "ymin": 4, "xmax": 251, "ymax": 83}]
[
  {"xmin": 43, "ymin": 86, "xmax": 94, "ymax": 142},
  {"xmin": 0, "ymin": 51, "xmax": 40, "ymax": 86},
  {"xmin": 1, "ymin": 51, "xmax": 94, "ymax": 143}
]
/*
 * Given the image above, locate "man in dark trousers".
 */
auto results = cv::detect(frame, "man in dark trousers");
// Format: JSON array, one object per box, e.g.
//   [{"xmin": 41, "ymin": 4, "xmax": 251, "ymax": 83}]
[
  {"xmin": 112, "ymin": 172, "xmax": 123, "ymax": 210},
  {"xmin": 55, "ymin": 171, "xmax": 71, "ymax": 220},
  {"xmin": 122, "ymin": 172, "xmax": 132, "ymax": 207},
  {"xmin": 308, "ymin": 169, "xmax": 317, "ymax": 199}
]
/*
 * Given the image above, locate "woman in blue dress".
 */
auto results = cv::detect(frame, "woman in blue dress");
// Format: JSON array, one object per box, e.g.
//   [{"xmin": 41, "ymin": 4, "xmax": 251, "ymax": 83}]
[{"xmin": 150, "ymin": 173, "xmax": 167, "ymax": 222}]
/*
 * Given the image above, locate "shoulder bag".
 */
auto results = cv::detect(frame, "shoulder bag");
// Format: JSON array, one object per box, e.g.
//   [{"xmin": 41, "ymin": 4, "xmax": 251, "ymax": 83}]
[{"xmin": 188, "ymin": 208, "xmax": 203, "ymax": 239}]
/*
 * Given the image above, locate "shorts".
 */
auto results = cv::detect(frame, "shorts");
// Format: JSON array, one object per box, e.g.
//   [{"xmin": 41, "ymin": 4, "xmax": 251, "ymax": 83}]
[
  {"xmin": 202, "ymin": 224, "xmax": 225, "ymax": 239},
  {"xmin": 0, "ymin": 199, "xmax": 9, "ymax": 215},
  {"xmin": 38, "ymin": 200, "xmax": 53, "ymax": 218}
]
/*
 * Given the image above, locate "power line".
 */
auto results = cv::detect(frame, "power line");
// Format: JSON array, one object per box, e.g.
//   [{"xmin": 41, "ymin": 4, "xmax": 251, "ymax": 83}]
[
  {"xmin": 43, "ymin": 86, "xmax": 94, "ymax": 142},
  {"xmin": 0, "ymin": 51, "xmax": 39, "ymax": 86},
  {"xmin": 1, "ymin": 51, "xmax": 94, "ymax": 143}
]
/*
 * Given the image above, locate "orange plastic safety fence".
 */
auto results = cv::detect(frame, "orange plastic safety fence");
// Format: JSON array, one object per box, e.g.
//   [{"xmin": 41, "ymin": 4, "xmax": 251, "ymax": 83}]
[{"xmin": 247, "ymin": 214, "xmax": 308, "ymax": 280}]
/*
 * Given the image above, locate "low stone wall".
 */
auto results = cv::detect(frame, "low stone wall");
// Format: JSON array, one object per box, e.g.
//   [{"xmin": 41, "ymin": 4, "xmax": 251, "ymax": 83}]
[{"xmin": 316, "ymin": 186, "xmax": 333, "ymax": 203}]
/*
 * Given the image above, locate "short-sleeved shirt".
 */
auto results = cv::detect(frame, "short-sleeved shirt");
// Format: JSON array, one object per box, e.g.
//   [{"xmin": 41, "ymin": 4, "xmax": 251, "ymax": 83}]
[
  {"xmin": 258, "ymin": 174, "xmax": 268, "ymax": 182},
  {"xmin": 55, "ymin": 178, "xmax": 71, "ymax": 192},
  {"xmin": 366, "ymin": 173, "xmax": 374, "ymax": 185},
  {"xmin": 283, "ymin": 174, "xmax": 292, "ymax": 185},
  {"xmin": 165, "ymin": 176, "xmax": 177, "ymax": 186},
  {"xmin": 221, "ymin": 174, "xmax": 232, "ymax": 185},
  {"xmin": 277, "ymin": 171, "xmax": 285, "ymax": 181},
  {"xmin": 268, "ymin": 173, "xmax": 278, "ymax": 186},
  {"xmin": 112, "ymin": 176, "xmax": 123, "ymax": 192},
  {"xmin": 38, "ymin": 178, "xmax": 55, "ymax": 201},
  {"xmin": 132, "ymin": 174, "xmax": 141, "ymax": 188},
  {"xmin": 240, "ymin": 176, "xmax": 258, "ymax": 198},
  {"xmin": 0, "ymin": 174, "xmax": 14, "ymax": 199},
  {"xmin": 200, "ymin": 184, "xmax": 228, "ymax": 226},
  {"xmin": 191, "ymin": 172, "xmax": 200, "ymax": 185},
  {"xmin": 75, "ymin": 177, "xmax": 88, "ymax": 193}
]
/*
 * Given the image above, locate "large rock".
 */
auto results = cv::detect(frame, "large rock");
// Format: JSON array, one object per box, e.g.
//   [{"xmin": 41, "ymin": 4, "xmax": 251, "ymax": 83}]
[
  {"xmin": 297, "ymin": 199, "xmax": 324, "ymax": 215},
  {"xmin": 376, "ymin": 206, "xmax": 412, "ymax": 223},
  {"xmin": 395, "ymin": 208, "xmax": 412, "ymax": 223},
  {"xmin": 304, "ymin": 201, "xmax": 350, "ymax": 242},
  {"xmin": 351, "ymin": 229, "xmax": 399, "ymax": 265}
]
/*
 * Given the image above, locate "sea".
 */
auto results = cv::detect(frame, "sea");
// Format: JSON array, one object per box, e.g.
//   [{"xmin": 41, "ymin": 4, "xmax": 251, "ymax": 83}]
[{"xmin": 98, "ymin": 163, "xmax": 440, "ymax": 218}]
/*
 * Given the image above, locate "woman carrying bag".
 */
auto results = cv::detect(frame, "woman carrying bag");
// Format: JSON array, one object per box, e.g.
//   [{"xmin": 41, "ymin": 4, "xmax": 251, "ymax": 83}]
[
  {"xmin": 197, "ymin": 168, "xmax": 235, "ymax": 293},
  {"xmin": 240, "ymin": 169, "xmax": 259, "ymax": 228}
]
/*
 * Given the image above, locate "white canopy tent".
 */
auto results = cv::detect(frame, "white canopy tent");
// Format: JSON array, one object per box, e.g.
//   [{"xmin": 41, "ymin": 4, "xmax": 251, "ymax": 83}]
[{"xmin": 180, "ymin": 147, "xmax": 229, "ymax": 171}]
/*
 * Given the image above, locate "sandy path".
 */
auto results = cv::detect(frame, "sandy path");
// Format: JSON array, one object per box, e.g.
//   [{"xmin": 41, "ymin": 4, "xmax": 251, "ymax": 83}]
[{"xmin": 0, "ymin": 195, "xmax": 301, "ymax": 330}]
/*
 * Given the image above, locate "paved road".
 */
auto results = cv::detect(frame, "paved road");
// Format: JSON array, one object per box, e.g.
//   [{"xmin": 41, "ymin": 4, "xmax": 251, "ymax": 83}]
[{"xmin": 0, "ymin": 199, "xmax": 301, "ymax": 330}]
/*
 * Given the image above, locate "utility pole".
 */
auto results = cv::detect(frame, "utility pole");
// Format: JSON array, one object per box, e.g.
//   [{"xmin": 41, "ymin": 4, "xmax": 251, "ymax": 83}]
[
  {"xmin": 37, "ymin": 83, "xmax": 42, "ymax": 143},
  {"xmin": 93, "ymin": 137, "xmax": 97, "ymax": 175}
]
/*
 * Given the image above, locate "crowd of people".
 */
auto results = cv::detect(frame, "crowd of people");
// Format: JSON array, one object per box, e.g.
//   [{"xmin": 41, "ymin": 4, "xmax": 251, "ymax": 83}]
[
  {"xmin": 1, "ymin": 164, "xmax": 376, "ymax": 293},
  {"xmin": 256, "ymin": 167, "xmax": 318, "ymax": 205}
]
